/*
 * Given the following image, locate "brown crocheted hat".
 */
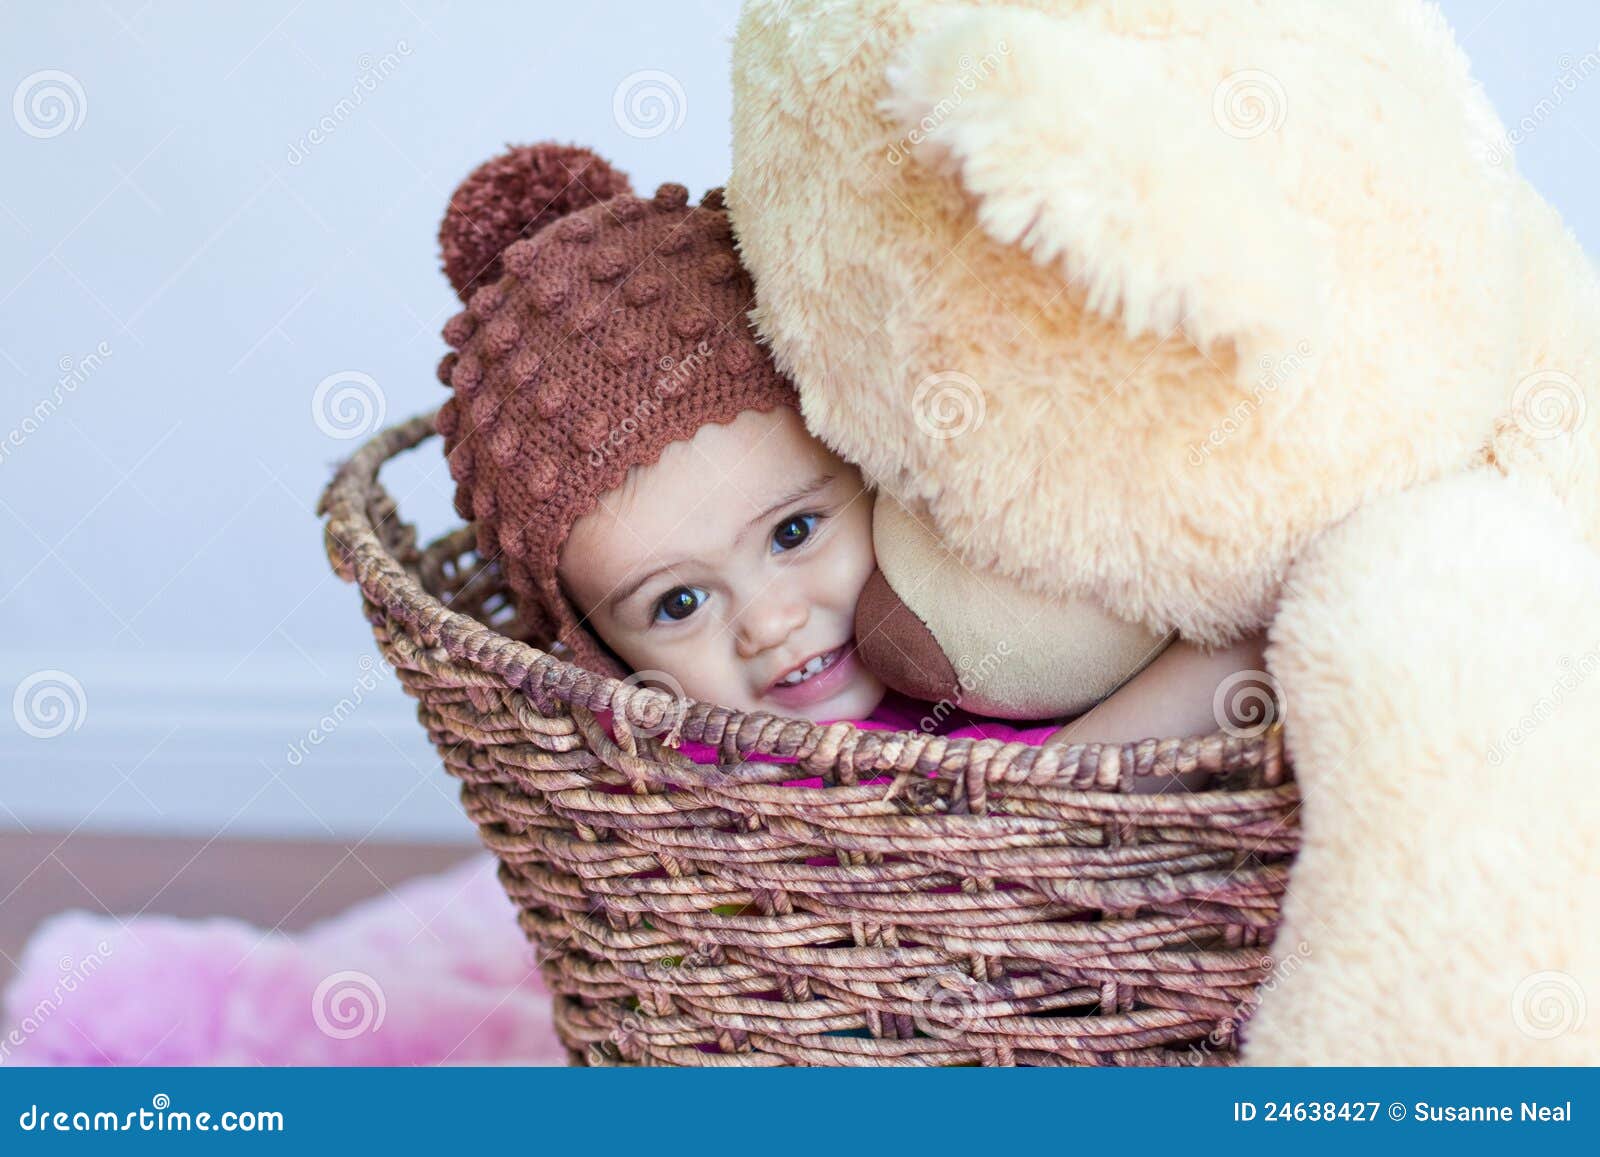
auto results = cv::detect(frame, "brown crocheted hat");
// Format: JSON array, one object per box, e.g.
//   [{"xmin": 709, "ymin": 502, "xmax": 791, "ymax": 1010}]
[{"xmin": 434, "ymin": 143, "xmax": 800, "ymax": 678}]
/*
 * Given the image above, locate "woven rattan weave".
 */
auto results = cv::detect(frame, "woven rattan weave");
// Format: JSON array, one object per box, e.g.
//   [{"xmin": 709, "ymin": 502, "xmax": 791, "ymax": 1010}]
[{"xmin": 318, "ymin": 411, "xmax": 1301, "ymax": 1066}]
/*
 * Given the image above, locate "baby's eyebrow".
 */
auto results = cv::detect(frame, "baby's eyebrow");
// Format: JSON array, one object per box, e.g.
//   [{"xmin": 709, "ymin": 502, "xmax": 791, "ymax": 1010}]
[
  {"xmin": 609, "ymin": 471, "xmax": 835, "ymax": 614},
  {"xmin": 610, "ymin": 558, "xmax": 697, "ymax": 612},
  {"xmin": 737, "ymin": 470, "xmax": 834, "ymax": 543}
]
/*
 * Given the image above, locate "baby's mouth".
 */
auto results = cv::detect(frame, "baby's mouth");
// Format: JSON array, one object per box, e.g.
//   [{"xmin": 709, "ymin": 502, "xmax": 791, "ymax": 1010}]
[{"xmin": 768, "ymin": 644, "xmax": 847, "ymax": 691}]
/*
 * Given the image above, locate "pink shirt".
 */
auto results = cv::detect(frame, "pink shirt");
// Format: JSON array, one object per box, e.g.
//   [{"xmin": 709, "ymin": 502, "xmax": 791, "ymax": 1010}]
[{"xmin": 599, "ymin": 689, "xmax": 1064, "ymax": 767}]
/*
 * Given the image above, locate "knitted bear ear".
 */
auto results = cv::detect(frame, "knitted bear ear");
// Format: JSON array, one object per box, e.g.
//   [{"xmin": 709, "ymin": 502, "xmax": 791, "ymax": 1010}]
[{"xmin": 439, "ymin": 143, "xmax": 631, "ymax": 302}]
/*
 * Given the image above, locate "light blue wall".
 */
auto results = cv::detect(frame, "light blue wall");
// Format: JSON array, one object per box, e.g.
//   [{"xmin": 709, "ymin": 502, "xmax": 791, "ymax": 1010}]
[{"xmin": 2, "ymin": 1, "xmax": 1596, "ymax": 838}]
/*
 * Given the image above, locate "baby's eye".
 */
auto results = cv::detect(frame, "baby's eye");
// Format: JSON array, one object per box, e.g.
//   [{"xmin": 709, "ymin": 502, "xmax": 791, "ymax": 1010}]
[
  {"xmin": 772, "ymin": 513, "xmax": 820, "ymax": 553},
  {"xmin": 653, "ymin": 585, "xmax": 707, "ymax": 624}
]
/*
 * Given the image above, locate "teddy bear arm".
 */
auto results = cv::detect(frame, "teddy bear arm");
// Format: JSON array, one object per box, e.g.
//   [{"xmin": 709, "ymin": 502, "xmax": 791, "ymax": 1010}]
[
  {"xmin": 861, "ymin": 490, "xmax": 1173, "ymax": 719},
  {"xmin": 853, "ymin": 566, "xmax": 963, "ymax": 706},
  {"xmin": 1242, "ymin": 469, "xmax": 1600, "ymax": 1064}
]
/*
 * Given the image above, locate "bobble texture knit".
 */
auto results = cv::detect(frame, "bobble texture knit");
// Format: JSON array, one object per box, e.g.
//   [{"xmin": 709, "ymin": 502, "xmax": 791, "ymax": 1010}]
[{"xmin": 434, "ymin": 143, "xmax": 800, "ymax": 677}]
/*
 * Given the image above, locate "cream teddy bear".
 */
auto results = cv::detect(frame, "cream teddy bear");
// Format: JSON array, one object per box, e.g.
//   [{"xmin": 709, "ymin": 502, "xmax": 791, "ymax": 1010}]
[{"xmin": 729, "ymin": 0, "xmax": 1600, "ymax": 1063}]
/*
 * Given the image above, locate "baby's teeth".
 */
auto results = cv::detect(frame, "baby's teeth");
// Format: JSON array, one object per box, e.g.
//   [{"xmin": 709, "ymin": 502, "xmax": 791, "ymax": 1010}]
[{"xmin": 781, "ymin": 650, "xmax": 834, "ymax": 686}]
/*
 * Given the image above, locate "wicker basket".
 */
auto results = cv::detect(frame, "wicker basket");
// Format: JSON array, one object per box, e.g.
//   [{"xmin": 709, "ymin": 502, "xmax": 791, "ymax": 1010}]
[{"xmin": 318, "ymin": 411, "xmax": 1300, "ymax": 1067}]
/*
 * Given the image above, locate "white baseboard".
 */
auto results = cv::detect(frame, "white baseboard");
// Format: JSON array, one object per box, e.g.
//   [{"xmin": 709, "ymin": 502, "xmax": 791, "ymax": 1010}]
[{"xmin": 1, "ymin": 650, "xmax": 479, "ymax": 843}]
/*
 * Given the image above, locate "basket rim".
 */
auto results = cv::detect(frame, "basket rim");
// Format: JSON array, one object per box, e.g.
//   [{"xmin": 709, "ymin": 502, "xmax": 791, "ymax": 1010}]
[{"xmin": 317, "ymin": 410, "xmax": 1286, "ymax": 788}]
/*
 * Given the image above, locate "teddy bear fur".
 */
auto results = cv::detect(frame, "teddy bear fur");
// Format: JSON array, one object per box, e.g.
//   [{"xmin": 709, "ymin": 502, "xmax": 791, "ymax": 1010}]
[{"xmin": 728, "ymin": 0, "xmax": 1600, "ymax": 1062}]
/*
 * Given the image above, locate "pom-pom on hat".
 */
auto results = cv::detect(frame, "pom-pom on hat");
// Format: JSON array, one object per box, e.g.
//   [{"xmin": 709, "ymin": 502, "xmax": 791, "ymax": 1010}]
[{"xmin": 434, "ymin": 143, "xmax": 800, "ymax": 678}]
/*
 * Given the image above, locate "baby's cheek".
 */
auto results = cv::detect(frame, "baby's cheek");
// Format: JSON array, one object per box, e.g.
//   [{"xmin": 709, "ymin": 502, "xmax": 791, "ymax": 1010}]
[
  {"xmin": 838, "ymin": 512, "xmax": 876, "ymax": 604},
  {"xmin": 663, "ymin": 633, "xmax": 750, "ymax": 709},
  {"xmin": 824, "ymin": 508, "xmax": 878, "ymax": 611}
]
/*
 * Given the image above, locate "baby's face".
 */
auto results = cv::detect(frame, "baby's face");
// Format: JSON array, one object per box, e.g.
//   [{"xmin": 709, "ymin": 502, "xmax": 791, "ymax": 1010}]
[{"xmin": 559, "ymin": 406, "xmax": 885, "ymax": 723}]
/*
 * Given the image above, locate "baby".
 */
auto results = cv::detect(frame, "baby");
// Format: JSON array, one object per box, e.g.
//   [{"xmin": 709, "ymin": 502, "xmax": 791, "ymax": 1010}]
[
  {"xmin": 560, "ymin": 401, "xmax": 1268, "ymax": 748},
  {"xmin": 560, "ymin": 402, "xmax": 885, "ymax": 723},
  {"xmin": 434, "ymin": 146, "xmax": 1268, "ymax": 751}
]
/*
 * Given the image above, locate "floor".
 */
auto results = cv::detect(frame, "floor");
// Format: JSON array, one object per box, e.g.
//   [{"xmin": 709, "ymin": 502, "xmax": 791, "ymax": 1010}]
[{"xmin": 0, "ymin": 831, "xmax": 477, "ymax": 987}]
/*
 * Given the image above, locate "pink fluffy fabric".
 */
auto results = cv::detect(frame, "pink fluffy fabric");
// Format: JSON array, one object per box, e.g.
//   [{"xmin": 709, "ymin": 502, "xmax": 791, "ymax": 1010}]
[{"xmin": 1, "ymin": 854, "xmax": 566, "ymax": 1066}]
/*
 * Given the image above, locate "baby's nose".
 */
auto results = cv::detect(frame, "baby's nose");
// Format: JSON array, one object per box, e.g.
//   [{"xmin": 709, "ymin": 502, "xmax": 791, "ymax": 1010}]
[{"xmin": 734, "ymin": 592, "xmax": 809, "ymax": 658}]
